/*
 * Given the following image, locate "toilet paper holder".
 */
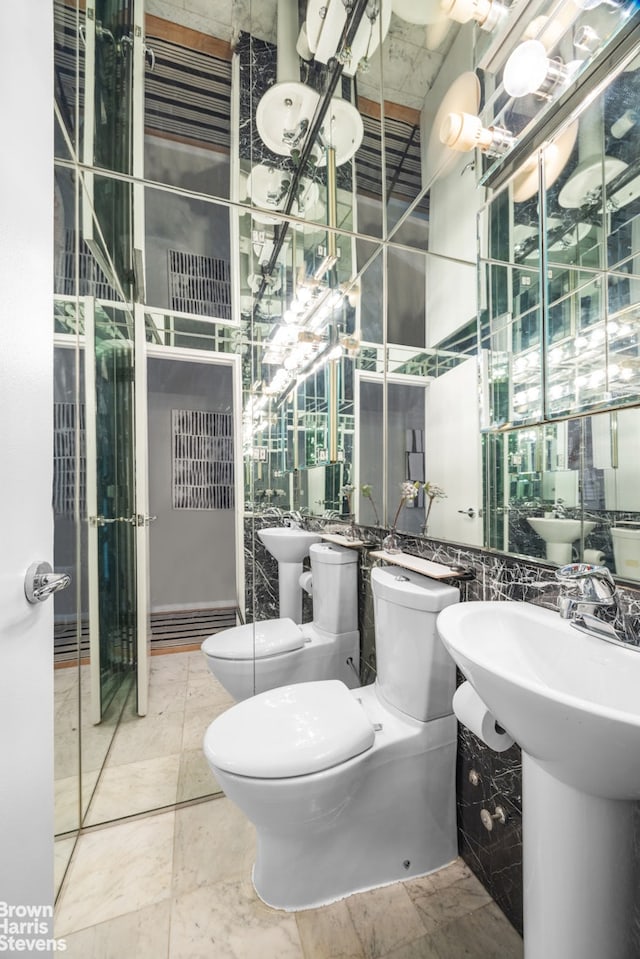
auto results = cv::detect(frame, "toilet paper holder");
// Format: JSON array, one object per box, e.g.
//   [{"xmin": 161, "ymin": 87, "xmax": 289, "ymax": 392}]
[{"xmin": 480, "ymin": 806, "xmax": 507, "ymax": 831}]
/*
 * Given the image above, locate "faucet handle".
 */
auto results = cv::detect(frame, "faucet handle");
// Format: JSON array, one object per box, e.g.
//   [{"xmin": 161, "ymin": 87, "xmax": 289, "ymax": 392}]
[
  {"xmin": 555, "ymin": 563, "xmax": 613, "ymax": 583},
  {"xmin": 556, "ymin": 562, "xmax": 616, "ymax": 603}
]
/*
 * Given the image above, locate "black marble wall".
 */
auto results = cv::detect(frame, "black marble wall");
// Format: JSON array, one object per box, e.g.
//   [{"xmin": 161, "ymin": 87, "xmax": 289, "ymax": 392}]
[{"xmin": 244, "ymin": 513, "xmax": 640, "ymax": 938}]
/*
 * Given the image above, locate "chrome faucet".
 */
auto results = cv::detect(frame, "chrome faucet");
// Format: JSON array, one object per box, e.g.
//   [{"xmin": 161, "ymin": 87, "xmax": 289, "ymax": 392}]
[
  {"xmin": 555, "ymin": 563, "xmax": 638, "ymax": 648},
  {"xmin": 284, "ymin": 511, "xmax": 303, "ymax": 529},
  {"xmin": 552, "ymin": 498, "xmax": 566, "ymax": 518}
]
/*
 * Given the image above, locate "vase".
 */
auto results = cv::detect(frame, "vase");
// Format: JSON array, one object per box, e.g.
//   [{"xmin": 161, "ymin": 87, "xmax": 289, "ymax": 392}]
[
  {"xmin": 345, "ymin": 518, "xmax": 358, "ymax": 541},
  {"xmin": 382, "ymin": 530, "xmax": 401, "ymax": 554}
]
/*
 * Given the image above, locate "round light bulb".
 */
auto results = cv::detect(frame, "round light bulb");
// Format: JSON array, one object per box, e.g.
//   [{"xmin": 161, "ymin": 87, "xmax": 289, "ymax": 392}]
[{"xmin": 503, "ymin": 40, "xmax": 550, "ymax": 98}]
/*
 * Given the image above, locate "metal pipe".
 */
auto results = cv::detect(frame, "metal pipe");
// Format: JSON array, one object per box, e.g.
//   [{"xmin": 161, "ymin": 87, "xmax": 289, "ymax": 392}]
[{"xmin": 253, "ymin": 0, "xmax": 370, "ymax": 308}]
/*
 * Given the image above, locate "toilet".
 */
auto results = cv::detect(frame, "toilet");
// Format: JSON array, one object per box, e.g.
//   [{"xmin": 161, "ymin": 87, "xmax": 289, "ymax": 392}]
[
  {"xmin": 203, "ymin": 566, "xmax": 460, "ymax": 910},
  {"xmin": 202, "ymin": 542, "xmax": 360, "ymax": 700},
  {"xmin": 611, "ymin": 525, "xmax": 640, "ymax": 583}
]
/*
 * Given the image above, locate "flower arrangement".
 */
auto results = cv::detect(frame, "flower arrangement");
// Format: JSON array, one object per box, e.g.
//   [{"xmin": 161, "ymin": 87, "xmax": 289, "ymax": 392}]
[
  {"xmin": 391, "ymin": 481, "xmax": 420, "ymax": 529},
  {"xmin": 341, "ymin": 483, "xmax": 357, "ymax": 539},
  {"xmin": 360, "ymin": 483, "xmax": 381, "ymax": 526},
  {"xmin": 382, "ymin": 481, "xmax": 419, "ymax": 552},
  {"xmin": 423, "ymin": 481, "xmax": 447, "ymax": 533}
]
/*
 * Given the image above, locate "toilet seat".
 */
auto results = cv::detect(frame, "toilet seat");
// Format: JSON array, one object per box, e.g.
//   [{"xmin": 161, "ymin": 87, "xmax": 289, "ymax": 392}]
[
  {"xmin": 204, "ymin": 680, "xmax": 375, "ymax": 778},
  {"xmin": 202, "ymin": 618, "xmax": 304, "ymax": 661}
]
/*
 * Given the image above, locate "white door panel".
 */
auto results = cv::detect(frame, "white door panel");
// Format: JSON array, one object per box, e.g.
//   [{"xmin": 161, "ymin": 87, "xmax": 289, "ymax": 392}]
[
  {"xmin": 426, "ymin": 358, "xmax": 483, "ymax": 547},
  {"xmin": 0, "ymin": 0, "xmax": 54, "ymax": 913}
]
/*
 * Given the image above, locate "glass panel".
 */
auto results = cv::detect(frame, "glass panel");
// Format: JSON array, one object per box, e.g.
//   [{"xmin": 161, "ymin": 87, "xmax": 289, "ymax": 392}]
[
  {"xmin": 53, "ymin": 340, "xmax": 83, "ymax": 845},
  {"xmin": 93, "ymin": 303, "xmax": 137, "ymax": 713}
]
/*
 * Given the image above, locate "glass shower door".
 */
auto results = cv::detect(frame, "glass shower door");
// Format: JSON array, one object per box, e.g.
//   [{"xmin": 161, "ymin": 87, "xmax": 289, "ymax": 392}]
[{"xmin": 85, "ymin": 299, "xmax": 137, "ymax": 723}]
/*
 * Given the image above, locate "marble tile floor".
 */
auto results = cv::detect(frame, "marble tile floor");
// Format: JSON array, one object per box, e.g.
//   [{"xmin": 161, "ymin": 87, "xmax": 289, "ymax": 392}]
[
  {"xmin": 55, "ymin": 650, "xmax": 234, "ymax": 833},
  {"xmin": 55, "ymin": 794, "xmax": 523, "ymax": 958}
]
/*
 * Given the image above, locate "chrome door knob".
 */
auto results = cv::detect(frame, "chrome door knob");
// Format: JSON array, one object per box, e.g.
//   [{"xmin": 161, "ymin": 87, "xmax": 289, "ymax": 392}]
[{"xmin": 24, "ymin": 561, "xmax": 71, "ymax": 604}]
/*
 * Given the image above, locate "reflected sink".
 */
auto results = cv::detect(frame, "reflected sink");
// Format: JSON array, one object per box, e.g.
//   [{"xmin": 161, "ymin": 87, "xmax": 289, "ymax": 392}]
[
  {"xmin": 527, "ymin": 517, "xmax": 595, "ymax": 544},
  {"xmin": 258, "ymin": 527, "xmax": 321, "ymax": 564},
  {"xmin": 437, "ymin": 600, "xmax": 640, "ymax": 799},
  {"xmin": 527, "ymin": 517, "xmax": 596, "ymax": 564},
  {"xmin": 258, "ymin": 527, "xmax": 322, "ymax": 624}
]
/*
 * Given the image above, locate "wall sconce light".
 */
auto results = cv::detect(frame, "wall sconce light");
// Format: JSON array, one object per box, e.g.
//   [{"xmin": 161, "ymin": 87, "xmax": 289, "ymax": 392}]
[
  {"xmin": 503, "ymin": 40, "xmax": 580, "ymax": 99},
  {"xmin": 611, "ymin": 108, "xmax": 638, "ymax": 139},
  {"xmin": 440, "ymin": 111, "xmax": 515, "ymax": 158},
  {"xmin": 440, "ymin": 0, "xmax": 508, "ymax": 32}
]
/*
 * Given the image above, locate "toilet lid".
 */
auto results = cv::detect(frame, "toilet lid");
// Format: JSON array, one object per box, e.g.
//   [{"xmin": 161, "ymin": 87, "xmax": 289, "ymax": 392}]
[
  {"xmin": 201, "ymin": 618, "xmax": 305, "ymax": 661},
  {"xmin": 204, "ymin": 680, "xmax": 375, "ymax": 778}
]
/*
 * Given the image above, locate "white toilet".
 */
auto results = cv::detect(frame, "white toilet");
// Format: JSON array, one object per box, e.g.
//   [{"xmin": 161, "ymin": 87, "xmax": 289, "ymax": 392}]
[
  {"xmin": 202, "ymin": 542, "xmax": 360, "ymax": 700},
  {"xmin": 203, "ymin": 566, "xmax": 460, "ymax": 910},
  {"xmin": 611, "ymin": 524, "xmax": 640, "ymax": 583}
]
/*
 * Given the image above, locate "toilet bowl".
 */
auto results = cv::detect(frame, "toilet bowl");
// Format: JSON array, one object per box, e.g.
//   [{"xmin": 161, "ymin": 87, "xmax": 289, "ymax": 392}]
[
  {"xmin": 202, "ymin": 542, "xmax": 359, "ymax": 700},
  {"xmin": 611, "ymin": 525, "xmax": 640, "ymax": 583},
  {"xmin": 203, "ymin": 566, "xmax": 460, "ymax": 910}
]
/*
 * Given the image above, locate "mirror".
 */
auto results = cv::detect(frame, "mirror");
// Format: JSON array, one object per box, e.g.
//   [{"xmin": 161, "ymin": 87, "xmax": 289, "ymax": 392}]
[
  {"xmin": 482, "ymin": 29, "xmax": 640, "ymax": 575},
  {"xmin": 485, "ymin": 407, "xmax": 640, "ymax": 582},
  {"xmin": 52, "ymin": 0, "xmax": 640, "ymax": 849}
]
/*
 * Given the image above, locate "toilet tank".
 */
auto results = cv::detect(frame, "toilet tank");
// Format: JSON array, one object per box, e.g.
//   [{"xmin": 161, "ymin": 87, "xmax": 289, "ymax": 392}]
[
  {"xmin": 371, "ymin": 566, "xmax": 459, "ymax": 722},
  {"xmin": 310, "ymin": 543, "xmax": 358, "ymax": 634}
]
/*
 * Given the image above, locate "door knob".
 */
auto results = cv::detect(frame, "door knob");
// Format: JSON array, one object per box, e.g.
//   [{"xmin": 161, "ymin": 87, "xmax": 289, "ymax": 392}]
[
  {"xmin": 458, "ymin": 508, "xmax": 476, "ymax": 518},
  {"xmin": 24, "ymin": 562, "xmax": 71, "ymax": 604}
]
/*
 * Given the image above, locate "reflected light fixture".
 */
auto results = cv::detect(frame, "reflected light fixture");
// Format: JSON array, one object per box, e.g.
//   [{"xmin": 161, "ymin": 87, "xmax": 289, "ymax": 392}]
[
  {"xmin": 440, "ymin": 0, "xmax": 508, "ymax": 32},
  {"xmin": 440, "ymin": 111, "xmax": 515, "ymax": 158},
  {"xmin": 305, "ymin": 0, "xmax": 392, "ymax": 76},
  {"xmin": 425, "ymin": 72, "xmax": 481, "ymax": 181},
  {"xmin": 511, "ymin": 119, "xmax": 578, "ymax": 202},
  {"xmin": 503, "ymin": 40, "xmax": 580, "ymax": 99}
]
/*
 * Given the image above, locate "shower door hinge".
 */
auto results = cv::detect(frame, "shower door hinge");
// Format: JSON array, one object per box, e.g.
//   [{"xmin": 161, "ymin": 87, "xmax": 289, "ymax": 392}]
[
  {"xmin": 89, "ymin": 515, "xmax": 138, "ymax": 527},
  {"xmin": 136, "ymin": 513, "xmax": 158, "ymax": 527}
]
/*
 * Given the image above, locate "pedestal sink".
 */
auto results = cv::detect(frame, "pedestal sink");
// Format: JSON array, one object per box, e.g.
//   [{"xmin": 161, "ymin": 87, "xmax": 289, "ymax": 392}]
[
  {"xmin": 527, "ymin": 516, "xmax": 596, "ymax": 564},
  {"xmin": 257, "ymin": 527, "xmax": 321, "ymax": 623},
  {"xmin": 437, "ymin": 600, "xmax": 640, "ymax": 959}
]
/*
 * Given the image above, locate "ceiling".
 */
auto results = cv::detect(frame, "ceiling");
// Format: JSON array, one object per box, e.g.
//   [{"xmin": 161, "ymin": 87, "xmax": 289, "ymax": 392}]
[{"xmin": 56, "ymin": 0, "xmax": 440, "ymax": 211}]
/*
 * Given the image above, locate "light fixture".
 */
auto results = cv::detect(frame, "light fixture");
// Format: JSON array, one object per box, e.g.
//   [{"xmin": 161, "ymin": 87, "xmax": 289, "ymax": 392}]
[
  {"xmin": 316, "ymin": 99, "xmax": 364, "ymax": 168},
  {"xmin": 255, "ymin": 0, "xmax": 320, "ymax": 156},
  {"xmin": 305, "ymin": 0, "xmax": 392, "ymax": 76},
  {"xmin": 503, "ymin": 40, "xmax": 579, "ymax": 99},
  {"xmin": 440, "ymin": 111, "xmax": 515, "ymax": 157},
  {"xmin": 611, "ymin": 109, "xmax": 637, "ymax": 139},
  {"xmin": 511, "ymin": 120, "xmax": 578, "ymax": 203},
  {"xmin": 440, "ymin": 0, "xmax": 508, "ymax": 32},
  {"xmin": 425, "ymin": 72, "xmax": 482, "ymax": 181}
]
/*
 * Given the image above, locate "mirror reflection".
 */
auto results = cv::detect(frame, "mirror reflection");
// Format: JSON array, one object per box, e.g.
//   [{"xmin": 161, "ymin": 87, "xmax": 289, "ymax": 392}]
[
  {"xmin": 52, "ymin": 0, "xmax": 640, "ymax": 874},
  {"xmin": 486, "ymin": 407, "xmax": 640, "ymax": 580}
]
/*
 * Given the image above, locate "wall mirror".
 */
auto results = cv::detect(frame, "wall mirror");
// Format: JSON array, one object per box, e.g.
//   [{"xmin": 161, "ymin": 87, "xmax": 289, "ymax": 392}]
[
  {"xmin": 485, "ymin": 407, "xmax": 640, "ymax": 582},
  {"xmin": 52, "ymin": 0, "xmax": 640, "ymax": 863},
  {"xmin": 482, "ymin": 26, "xmax": 640, "ymax": 579}
]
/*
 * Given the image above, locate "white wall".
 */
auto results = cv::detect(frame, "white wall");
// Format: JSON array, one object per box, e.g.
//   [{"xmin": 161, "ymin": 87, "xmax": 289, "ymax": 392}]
[
  {"xmin": 425, "ymin": 358, "xmax": 483, "ymax": 546},
  {"xmin": 422, "ymin": 25, "xmax": 484, "ymax": 348},
  {"xmin": 147, "ymin": 357, "xmax": 237, "ymax": 609},
  {"xmin": 0, "ymin": 0, "xmax": 54, "ymax": 924}
]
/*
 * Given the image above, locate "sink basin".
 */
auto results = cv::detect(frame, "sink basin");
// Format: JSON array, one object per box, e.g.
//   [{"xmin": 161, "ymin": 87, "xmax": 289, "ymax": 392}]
[
  {"xmin": 437, "ymin": 600, "xmax": 640, "ymax": 798},
  {"xmin": 258, "ymin": 527, "xmax": 321, "ymax": 564},
  {"xmin": 527, "ymin": 517, "xmax": 596, "ymax": 544},
  {"xmin": 527, "ymin": 517, "xmax": 596, "ymax": 563},
  {"xmin": 255, "ymin": 82, "xmax": 320, "ymax": 157},
  {"xmin": 258, "ymin": 528, "xmax": 321, "ymax": 623},
  {"xmin": 437, "ymin": 599, "xmax": 640, "ymax": 959}
]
